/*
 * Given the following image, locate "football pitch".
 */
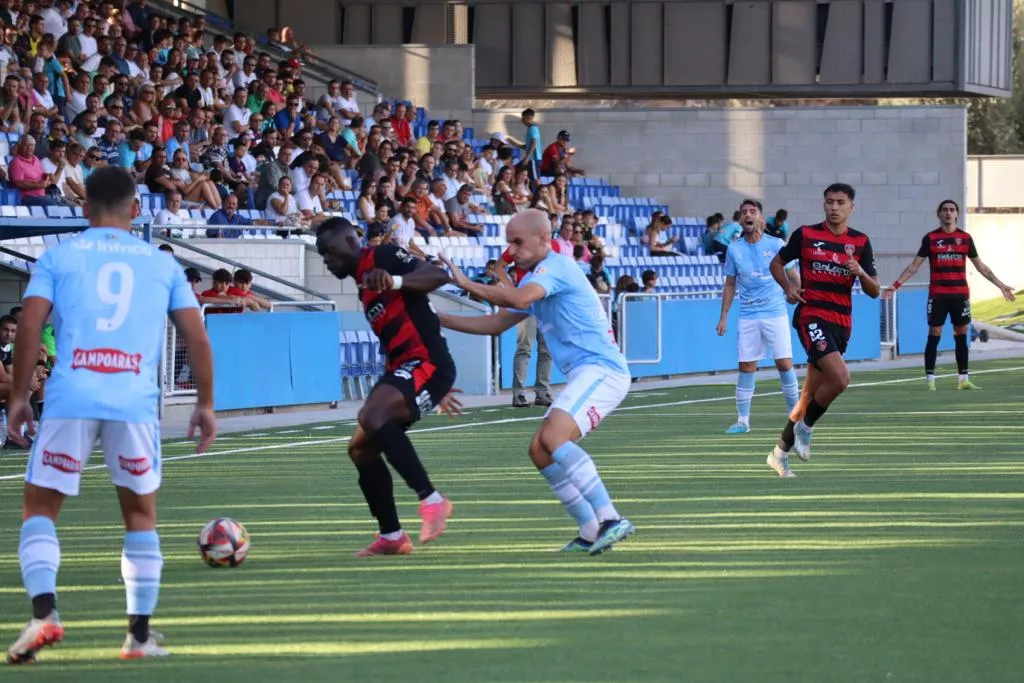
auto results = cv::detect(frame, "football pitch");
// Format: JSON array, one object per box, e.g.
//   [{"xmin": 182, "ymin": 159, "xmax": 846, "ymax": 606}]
[{"xmin": 1, "ymin": 359, "xmax": 1022, "ymax": 682}]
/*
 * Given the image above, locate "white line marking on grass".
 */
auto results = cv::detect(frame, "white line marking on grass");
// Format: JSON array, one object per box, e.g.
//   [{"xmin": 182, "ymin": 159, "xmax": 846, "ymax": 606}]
[
  {"xmin": 311, "ymin": 426, "xmax": 336, "ymax": 430},
  {"xmin": 1, "ymin": 365, "xmax": 1020, "ymax": 482},
  {"xmin": 277, "ymin": 430, "xmax": 301, "ymax": 434}
]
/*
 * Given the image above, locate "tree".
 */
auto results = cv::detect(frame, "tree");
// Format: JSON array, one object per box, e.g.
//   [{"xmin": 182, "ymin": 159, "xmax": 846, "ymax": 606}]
[{"xmin": 966, "ymin": 0, "xmax": 1024, "ymax": 154}]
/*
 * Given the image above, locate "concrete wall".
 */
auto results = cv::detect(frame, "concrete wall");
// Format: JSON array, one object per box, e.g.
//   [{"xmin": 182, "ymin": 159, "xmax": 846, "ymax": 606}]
[
  {"xmin": 472, "ymin": 104, "xmax": 967, "ymax": 282},
  {"xmin": 962, "ymin": 214, "xmax": 1024, "ymax": 300},
  {"xmin": 309, "ymin": 45, "xmax": 475, "ymax": 118}
]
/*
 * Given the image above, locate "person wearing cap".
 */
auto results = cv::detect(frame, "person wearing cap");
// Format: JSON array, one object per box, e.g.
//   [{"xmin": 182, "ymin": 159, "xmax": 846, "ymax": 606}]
[{"xmin": 540, "ymin": 130, "xmax": 584, "ymax": 177}]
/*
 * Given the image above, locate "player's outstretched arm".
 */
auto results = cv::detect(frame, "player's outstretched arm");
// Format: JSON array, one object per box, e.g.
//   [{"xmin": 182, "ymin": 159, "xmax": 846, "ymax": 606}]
[
  {"xmin": 361, "ymin": 260, "xmax": 451, "ymax": 294},
  {"xmin": 8, "ymin": 296, "xmax": 51, "ymax": 442},
  {"xmin": 970, "ymin": 257, "xmax": 1016, "ymax": 302},
  {"xmin": 886, "ymin": 255, "xmax": 926, "ymax": 298},
  {"xmin": 170, "ymin": 307, "xmax": 217, "ymax": 453},
  {"xmin": 438, "ymin": 252, "xmax": 545, "ymax": 310},
  {"xmin": 439, "ymin": 309, "xmax": 528, "ymax": 336}
]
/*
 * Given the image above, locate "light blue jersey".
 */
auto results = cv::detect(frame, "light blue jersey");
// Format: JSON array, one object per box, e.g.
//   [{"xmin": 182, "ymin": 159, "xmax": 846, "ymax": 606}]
[
  {"xmin": 518, "ymin": 251, "xmax": 629, "ymax": 376},
  {"xmin": 715, "ymin": 221, "xmax": 742, "ymax": 246},
  {"xmin": 725, "ymin": 234, "xmax": 790, "ymax": 319},
  {"xmin": 24, "ymin": 228, "xmax": 198, "ymax": 423},
  {"xmin": 525, "ymin": 124, "xmax": 542, "ymax": 162}
]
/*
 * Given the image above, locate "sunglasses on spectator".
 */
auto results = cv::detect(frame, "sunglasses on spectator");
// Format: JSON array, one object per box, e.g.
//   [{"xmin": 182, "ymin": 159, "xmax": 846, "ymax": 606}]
[{"xmin": 88, "ymin": 153, "xmax": 102, "ymax": 161}]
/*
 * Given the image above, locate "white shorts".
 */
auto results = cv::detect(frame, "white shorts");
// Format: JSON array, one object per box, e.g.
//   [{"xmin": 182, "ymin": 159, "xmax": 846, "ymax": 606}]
[
  {"xmin": 25, "ymin": 419, "xmax": 162, "ymax": 497},
  {"xmin": 737, "ymin": 315, "xmax": 793, "ymax": 363},
  {"xmin": 547, "ymin": 365, "xmax": 630, "ymax": 438}
]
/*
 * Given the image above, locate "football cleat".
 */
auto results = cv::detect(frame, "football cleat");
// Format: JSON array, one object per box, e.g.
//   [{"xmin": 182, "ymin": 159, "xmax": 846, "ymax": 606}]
[
  {"xmin": 792, "ymin": 420, "xmax": 813, "ymax": 461},
  {"xmin": 120, "ymin": 632, "xmax": 170, "ymax": 660},
  {"xmin": 958, "ymin": 380, "xmax": 979, "ymax": 390},
  {"xmin": 589, "ymin": 518, "xmax": 635, "ymax": 555},
  {"xmin": 418, "ymin": 497, "xmax": 453, "ymax": 544},
  {"xmin": 355, "ymin": 533, "xmax": 414, "ymax": 557},
  {"xmin": 560, "ymin": 536, "xmax": 612, "ymax": 554},
  {"xmin": 6, "ymin": 611, "xmax": 64, "ymax": 665},
  {"xmin": 767, "ymin": 449, "xmax": 796, "ymax": 478},
  {"xmin": 926, "ymin": 379, "xmax": 936, "ymax": 391},
  {"xmin": 725, "ymin": 422, "xmax": 750, "ymax": 434}
]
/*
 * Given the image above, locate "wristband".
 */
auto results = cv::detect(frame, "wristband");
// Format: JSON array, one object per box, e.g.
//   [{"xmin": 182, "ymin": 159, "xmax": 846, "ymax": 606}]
[
  {"xmin": 391, "ymin": 275, "xmax": 404, "ymax": 290},
  {"xmin": 891, "ymin": 281, "xmax": 902, "ymax": 290}
]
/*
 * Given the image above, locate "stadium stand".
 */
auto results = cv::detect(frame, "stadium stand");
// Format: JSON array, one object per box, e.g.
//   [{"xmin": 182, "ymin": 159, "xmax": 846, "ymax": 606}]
[{"xmin": 0, "ymin": 0, "xmax": 749, "ymax": 399}]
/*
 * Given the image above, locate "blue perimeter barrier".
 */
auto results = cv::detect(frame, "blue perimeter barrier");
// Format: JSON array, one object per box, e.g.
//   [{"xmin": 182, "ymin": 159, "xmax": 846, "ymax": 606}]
[
  {"xmin": 339, "ymin": 311, "xmax": 492, "ymax": 396},
  {"xmin": 895, "ymin": 287, "xmax": 960, "ymax": 354},
  {"xmin": 207, "ymin": 311, "xmax": 342, "ymax": 411},
  {"xmin": 499, "ymin": 294, "xmax": 883, "ymax": 389}
]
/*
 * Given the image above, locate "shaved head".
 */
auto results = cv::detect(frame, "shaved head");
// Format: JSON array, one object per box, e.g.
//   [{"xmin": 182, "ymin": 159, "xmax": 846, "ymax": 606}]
[{"xmin": 505, "ymin": 209, "xmax": 552, "ymax": 270}]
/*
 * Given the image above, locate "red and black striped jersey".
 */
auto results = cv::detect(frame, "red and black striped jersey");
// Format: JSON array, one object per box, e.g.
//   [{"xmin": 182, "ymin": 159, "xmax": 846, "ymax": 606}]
[
  {"xmin": 356, "ymin": 245, "xmax": 452, "ymax": 371},
  {"xmin": 778, "ymin": 223, "xmax": 876, "ymax": 332},
  {"xmin": 916, "ymin": 228, "xmax": 978, "ymax": 297}
]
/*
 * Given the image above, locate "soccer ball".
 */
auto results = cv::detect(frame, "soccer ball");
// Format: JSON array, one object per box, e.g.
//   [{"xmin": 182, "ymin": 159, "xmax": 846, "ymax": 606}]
[{"xmin": 197, "ymin": 518, "xmax": 251, "ymax": 568}]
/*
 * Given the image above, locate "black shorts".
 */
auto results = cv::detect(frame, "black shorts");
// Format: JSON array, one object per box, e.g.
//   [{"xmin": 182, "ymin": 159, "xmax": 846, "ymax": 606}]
[
  {"xmin": 374, "ymin": 358, "xmax": 456, "ymax": 425},
  {"xmin": 796, "ymin": 320, "xmax": 849, "ymax": 368},
  {"xmin": 927, "ymin": 295, "xmax": 971, "ymax": 327}
]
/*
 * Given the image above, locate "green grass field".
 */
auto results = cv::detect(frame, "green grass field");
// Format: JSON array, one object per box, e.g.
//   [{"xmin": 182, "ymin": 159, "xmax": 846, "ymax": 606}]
[
  {"xmin": 972, "ymin": 295, "xmax": 1024, "ymax": 330},
  {"xmin": 1, "ymin": 359, "xmax": 1023, "ymax": 682}
]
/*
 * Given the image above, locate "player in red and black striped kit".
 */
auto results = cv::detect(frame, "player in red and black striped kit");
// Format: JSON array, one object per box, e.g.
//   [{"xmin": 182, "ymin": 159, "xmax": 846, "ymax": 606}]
[
  {"xmin": 887, "ymin": 199, "xmax": 1016, "ymax": 390},
  {"xmin": 765, "ymin": 184, "xmax": 880, "ymax": 477},
  {"xmin": 315, "ymin": 218, "xmax": 460, "ymax": 556}
]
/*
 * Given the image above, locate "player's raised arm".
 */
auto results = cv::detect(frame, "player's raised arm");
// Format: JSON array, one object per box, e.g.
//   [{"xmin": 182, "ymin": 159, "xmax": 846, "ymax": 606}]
[{"xmin": 438, "ymin": 309, "xmax": 528, "ymax": 336}]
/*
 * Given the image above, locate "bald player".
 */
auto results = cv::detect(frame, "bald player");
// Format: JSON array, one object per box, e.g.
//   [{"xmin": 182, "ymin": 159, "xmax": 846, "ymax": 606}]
[{"xmin": 438, "ymin": 210, "xmax": 635, "ymax": 555}]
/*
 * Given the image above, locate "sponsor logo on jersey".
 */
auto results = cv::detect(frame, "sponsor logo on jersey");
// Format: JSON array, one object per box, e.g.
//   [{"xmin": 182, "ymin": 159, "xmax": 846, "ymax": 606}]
[
  {"xmin": 844, "ymin": 244, "xmax": 855, "ymax": 257},
  {"xmin": 811, "ymin": 261, "xmax": 851, "ymax": 276},
  {"xmin": 587, "ymin": 405, "xmax": 601, "ymax": 430},
  {"xmin": 366, "ymin": 300, "xmax": 386, "ymax": 325},
  {"xmin": 816, "ymin": 340, "xmax": 828, "ymax": 352},
  {"xmin": 42, "ymin": 450, "xmax": 81, "ymax": 473},
  {"xmin": 118, "ymin": 455, "xmax": 151, "ymax": 476},
  {"xmin": 811, "ymin": 241, "xmax": 826, "ymax": 256},
  {"xmin": 936, "ymin": 239, "xmax": 945, "ymax": 248},
  {"xmin": 71, "ymin": 348, "xmax": 142, "ymax": 374},
  {"xmin": 936, "ymin": 253, "xmax": 964, "ymax": 262},
  {"xmin": 955, "ymin": 238, "xmax": 962, "ymax": 246}
]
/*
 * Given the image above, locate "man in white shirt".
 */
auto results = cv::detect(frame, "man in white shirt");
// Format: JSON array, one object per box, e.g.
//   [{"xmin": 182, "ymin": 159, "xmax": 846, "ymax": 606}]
[
  {"xmin": 77, "ymin": 18, "xmax": 98, "ymax": 62},
  {"xmin": 316, "ymin": 79, "xmax": 359, "ymax": 127},
  {"xmin": 388, "ymin": 196, "xmax": 418, "ymax": 250},
  {"xmin": 41, "ymin": 0, "xmax": 70, "ymax": 39},
  {"xmin": 232, "ymin": 56, "xmax": 257, "ymax": 90},
  {"xmin": 222, "ymin": 87, "xmax": 250, "ymax": 136},
  {"xmin": 154, "ymin": 190, "xmax": 186, "ymax": 237}
]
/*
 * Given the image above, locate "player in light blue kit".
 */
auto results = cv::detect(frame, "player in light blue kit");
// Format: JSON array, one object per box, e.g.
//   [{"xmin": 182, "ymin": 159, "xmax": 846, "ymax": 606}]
[
  {"xmin": 6, "ymin": 167, "xmax": 216, "ymax": 665},
  {"xmin": 439, "ymin": 209, "xmax": 634, "ymax": 555},
  {"xmin": 715, "ymin": 199, "xmax": 800, "ymax": 435}
]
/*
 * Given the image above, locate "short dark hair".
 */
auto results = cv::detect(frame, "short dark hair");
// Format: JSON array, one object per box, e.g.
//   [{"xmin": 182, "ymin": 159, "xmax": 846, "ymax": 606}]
[
  {"xmin": 937, "ymin": 199, "xmax": 960, "ymax": 214},
  {"xmin": 824, "ymin": 183, "xmax": 856, "ymax": 200},
  {"xmin": 740, "ymin": 198, "xmax": 763, "ymax": 211},
  {"xmin": 706, "ymin": 215, "xmax": 721, "ymax": 227},
  {"xmin": 212, "ymin": 268, "xmax": 233, "ymax": 284},
  {"xmin": 0, "ymin": 315, "xmax": 17, "ymax": 327},
  {"xmin": 522, "ymin": 108, "xmax": 535, "ymax": 118},
  {"xmin": 184, "ymin": 267, "xmax": 202, "ymax": 283},
  {"xmin": 9, "ymin": 306, "xmax": 22, "ymax": 316},
  {"xmin": 233, "ymin": 268, "xmax": 253, "ymax": 284},
  {"xmin": 642, "ymin": 269, "xmax": 657, "ymax": 282},
  {"xmin": 775, "ymin": 209, "xmax": 788, "ymax": 222},
  {"xmin": 315, "ymin": 216, "xmax": 358, "ymax": 239},
  {"xmin": 401, "ymin": 196, "xmax": 416, "ymax": 206},
  {"xmin": 85, "ymin": 166, "xmax": 136, "ymax": 215},
  {"xmin": 158, "ymin": 243, "xmax": 174, "ymax": 253}
]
